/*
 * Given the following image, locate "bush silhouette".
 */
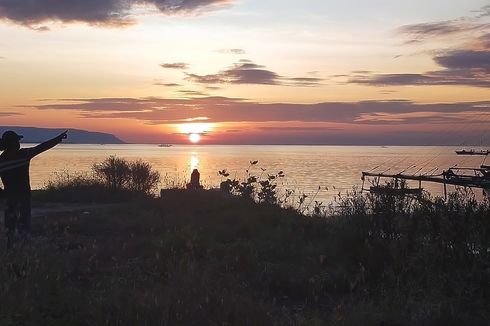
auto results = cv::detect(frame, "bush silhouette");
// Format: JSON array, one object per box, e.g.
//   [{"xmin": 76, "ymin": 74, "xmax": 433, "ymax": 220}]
[
  {"xmin": 92, "ymin": 156, "xmax": 161, "ymax": 194},
  {"xmin": 128, "ymin": 159, "xmax": 161, "ymax": 195},
  {"xmin": 93, "ymin": 156, "xmax": 131, "ymax": 191},
  {"xmin": 42, "ymin": 156, "xmax": 160, "ymax": 201}
]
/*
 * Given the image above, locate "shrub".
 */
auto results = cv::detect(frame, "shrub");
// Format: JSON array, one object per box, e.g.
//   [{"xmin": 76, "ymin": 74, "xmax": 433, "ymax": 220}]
[
  {"xmin": 128, "ymin": 159, "xmax": 161, "ymax": 195},
  {"xmin": 92, "ymin": 156, "xmax": 161, "ymax": 194},
  {"xmin": 218, "ymin": 161, "xmax": 285, "ymax": 205},
  {"xmin": 40, "ymin": 157, "xmax": 161, "ymax": 202},
  {"xmin": 93, "ymin": 156, "xmax": 131, "ymax": 191}
]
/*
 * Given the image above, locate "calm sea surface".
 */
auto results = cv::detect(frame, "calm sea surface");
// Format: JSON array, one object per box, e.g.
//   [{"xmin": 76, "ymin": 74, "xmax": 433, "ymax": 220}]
[{"xmin": 27, "ymin": 144, "xmax": 488, "ymax": 204}]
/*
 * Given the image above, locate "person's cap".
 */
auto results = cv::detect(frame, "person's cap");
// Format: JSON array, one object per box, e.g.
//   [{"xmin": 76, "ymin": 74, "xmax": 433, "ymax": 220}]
[{"xmin": 1, "ymin": 130, "xmax": 23, "ymax": 142}]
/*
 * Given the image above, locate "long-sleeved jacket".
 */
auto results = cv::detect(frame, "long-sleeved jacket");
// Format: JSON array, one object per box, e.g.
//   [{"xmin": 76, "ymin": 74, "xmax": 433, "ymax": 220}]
[{"xmin": 0, "ymin": 135, "xmax": 64, "ymax": 196}]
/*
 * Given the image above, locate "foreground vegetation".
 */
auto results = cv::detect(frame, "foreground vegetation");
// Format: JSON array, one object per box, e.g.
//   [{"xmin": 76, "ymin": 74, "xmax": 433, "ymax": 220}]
[
  {"xmin": 36, "ymin": 156, "xmax": 161, "ymax": 203},
  {"xmin": 1, "ymin": 157, "xmax": 489, "ymax": 325}
]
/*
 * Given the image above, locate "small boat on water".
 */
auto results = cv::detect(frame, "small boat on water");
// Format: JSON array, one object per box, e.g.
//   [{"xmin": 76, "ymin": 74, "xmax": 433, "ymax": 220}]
[
  {"xmin": 158, "ymin": 144, "xmax": 172, "ymax": 148},
  {"xmin": 455, "ymin": 149, "xmax": 490, "ymax": 156}
]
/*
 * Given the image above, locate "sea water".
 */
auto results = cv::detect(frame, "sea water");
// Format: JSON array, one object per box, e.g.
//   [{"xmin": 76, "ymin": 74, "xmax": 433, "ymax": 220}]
[{"xmin": 26, "ymin": 144, "xmax": 488, "ymax": 204}]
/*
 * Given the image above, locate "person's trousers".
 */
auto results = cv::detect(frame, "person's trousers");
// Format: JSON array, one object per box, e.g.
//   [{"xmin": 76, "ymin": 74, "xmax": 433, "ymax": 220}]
[{"xmin": 4, "ymin": 195, "xmax": 31, "ymax": 232}]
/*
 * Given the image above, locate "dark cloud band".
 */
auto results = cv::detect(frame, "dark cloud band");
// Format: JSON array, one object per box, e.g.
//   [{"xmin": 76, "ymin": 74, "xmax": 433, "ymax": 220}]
[
  {"xmin": 0, "ymin": 0, "xmax": 232, "ymax": 27},
  {"xmin": 185, "ymin": 59, "xmax": 323, "ymax": 87},
  {"xmin": 0, "ymin": 111, "xmax": 22, "ymax": 117},
  {"xmin": 435, "ymin": 50, "xmax": 490, "ymax": 72},
  {"xmin": 160, "ymin": 63, "xmax": 189, "ymax": 70},
  {"xmin": 32, "ymin": 97, "xmax": 490, "ymax": 126}
]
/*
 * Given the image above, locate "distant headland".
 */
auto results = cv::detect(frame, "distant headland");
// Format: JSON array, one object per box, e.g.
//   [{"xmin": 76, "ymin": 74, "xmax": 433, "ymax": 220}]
[{"xmin": 0, "ymin": 126, "xmax": 125, "ymax": 144}]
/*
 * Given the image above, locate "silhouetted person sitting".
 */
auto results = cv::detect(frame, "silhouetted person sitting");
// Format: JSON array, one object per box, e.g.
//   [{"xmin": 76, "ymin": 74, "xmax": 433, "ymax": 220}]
[
  {"xmin": 186, "ymin": 169, "xmax": 203, "ymax": 190},
  {"xmin": 0, "ymin": 130, "xmax": 67, "ymax": 247},
  {"xmin": 443, "ymin": 169, "xmax": 456, "ymax": 180}
]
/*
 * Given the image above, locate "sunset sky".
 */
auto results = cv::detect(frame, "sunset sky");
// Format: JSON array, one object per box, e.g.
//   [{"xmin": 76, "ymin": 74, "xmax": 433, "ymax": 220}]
[{"xmin": 0, "ymin": 0, "xmax": 489, "ymax": 144}]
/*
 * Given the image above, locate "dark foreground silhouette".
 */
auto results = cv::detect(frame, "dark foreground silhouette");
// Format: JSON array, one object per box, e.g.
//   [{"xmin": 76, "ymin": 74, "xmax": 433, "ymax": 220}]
[
  {"xmin": 0, "ymin": 130, "xmax": 67, "ymax": 247},
  {"xmin": 0, "ymin": 184, "xmax": 488, "ymax": 325}
]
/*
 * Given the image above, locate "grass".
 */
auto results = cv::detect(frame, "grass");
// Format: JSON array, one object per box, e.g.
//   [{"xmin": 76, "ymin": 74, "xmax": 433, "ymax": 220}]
[{"xmin": 1, "ymin": 186, "xmax": 489, "ymax": 325}]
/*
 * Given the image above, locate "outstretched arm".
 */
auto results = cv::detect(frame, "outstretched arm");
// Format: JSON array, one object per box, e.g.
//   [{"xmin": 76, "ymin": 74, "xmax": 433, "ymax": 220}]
[{"xmin": 28, "ymin": 130, "xmax": 68, "ymax": 158}]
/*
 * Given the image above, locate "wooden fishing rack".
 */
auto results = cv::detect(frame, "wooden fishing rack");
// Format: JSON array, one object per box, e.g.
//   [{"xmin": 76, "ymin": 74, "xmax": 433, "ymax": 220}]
[{"xmin": 361, "ymin": 165, "xmax": 490, "ymax": 200}]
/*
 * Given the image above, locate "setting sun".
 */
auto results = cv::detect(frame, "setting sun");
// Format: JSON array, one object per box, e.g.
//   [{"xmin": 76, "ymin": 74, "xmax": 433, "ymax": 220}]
[{"xmin": 189, "ymin": 133, "xmax": 201, "ymax": 143}]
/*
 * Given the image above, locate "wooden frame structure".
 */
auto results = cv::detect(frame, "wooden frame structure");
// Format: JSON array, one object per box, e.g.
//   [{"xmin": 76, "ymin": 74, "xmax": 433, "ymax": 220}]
[{"xmin": 361, "ymin": 165, "xmax": 490, "ymax": 200}]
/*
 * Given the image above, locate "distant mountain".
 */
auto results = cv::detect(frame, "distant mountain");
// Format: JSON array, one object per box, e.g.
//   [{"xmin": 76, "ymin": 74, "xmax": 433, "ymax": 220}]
[{"xmin": 0, "ymin": 127, "xmax": 125, "ymax": 144}]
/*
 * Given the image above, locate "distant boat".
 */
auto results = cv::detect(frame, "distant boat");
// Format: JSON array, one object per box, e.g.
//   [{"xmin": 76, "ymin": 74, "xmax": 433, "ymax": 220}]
[
  {"xmin": 455, "ymin": 149, "xmax": 490, "ymax": 156},
  {"xmin": 158, "ymin": 144, "xmax": 172, "ymax": 148}
]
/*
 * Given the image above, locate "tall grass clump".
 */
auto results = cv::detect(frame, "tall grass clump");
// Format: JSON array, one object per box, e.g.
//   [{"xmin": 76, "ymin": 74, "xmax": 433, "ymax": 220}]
[{"xmin": 322, "ymin": 187, "xmax": 490, "ymax": 324}]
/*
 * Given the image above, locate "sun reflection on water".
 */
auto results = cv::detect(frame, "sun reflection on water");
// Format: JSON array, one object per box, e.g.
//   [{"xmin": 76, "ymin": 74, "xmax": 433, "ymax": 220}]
[{"xmin": 190, "ymin": 154, "xmax": 199, "ymax": 172}]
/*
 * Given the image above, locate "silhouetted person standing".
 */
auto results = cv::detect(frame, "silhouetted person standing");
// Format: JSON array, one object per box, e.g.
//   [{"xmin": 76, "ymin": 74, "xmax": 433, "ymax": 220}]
[{"xmin": 0, "ymin": 130, "xmax": 67, "ymax": 247}]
